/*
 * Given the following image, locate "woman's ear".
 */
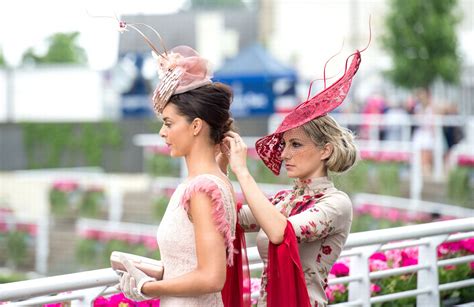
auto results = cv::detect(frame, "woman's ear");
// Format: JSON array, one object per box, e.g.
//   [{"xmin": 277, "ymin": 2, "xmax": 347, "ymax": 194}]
[
  {"xmin": 320, "ymin": 143, "xmax": 334, "ymax": 160},
  {"xmin": 192, "ymin": 118, "xmax": 203, "ymax": 136}
]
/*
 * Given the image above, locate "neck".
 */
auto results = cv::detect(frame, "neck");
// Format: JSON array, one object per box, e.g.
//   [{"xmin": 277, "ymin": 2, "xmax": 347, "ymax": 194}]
[
  {"xmin": 299, "ymin": 166, "xmax": 327, "ymax": 181},
  {"xmin": 184, "ymin": 142, "xmax": 221, "ymax": 178}
]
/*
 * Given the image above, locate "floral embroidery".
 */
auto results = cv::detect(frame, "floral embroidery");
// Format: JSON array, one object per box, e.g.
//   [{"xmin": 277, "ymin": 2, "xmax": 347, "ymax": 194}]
[
  {"xmin": 300, "ymin": 225, "xmax": 313, "ymax": 238},
  {"xmin": 290, "ymin": 199, "xmax": 316, "ymax": 216},
  {"xmin": 316, "ymin": 253, "xmax": 322, "ymax": 263},
  {"xmin": 271, "ymin": 190, "xmax": 290, "ymax": 206},
  {"xmin": 322, "ymin": 245, "xmax": 332, "ymax": 255},
  {"xmin": 318, "ymin": 220, "xmax": 335, "ymax": 239}
]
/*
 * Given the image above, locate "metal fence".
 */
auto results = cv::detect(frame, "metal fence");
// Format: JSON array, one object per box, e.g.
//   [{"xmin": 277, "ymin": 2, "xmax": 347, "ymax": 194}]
[{"xmin": 1, "ymin": 217, "xmax": 473, "ymax": 306}]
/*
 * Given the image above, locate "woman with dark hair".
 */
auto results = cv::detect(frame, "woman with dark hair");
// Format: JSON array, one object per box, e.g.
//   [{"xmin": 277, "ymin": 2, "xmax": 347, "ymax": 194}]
[{"xmin": 115, "ymin": 40, "xmax": 248, "ymax": 306}]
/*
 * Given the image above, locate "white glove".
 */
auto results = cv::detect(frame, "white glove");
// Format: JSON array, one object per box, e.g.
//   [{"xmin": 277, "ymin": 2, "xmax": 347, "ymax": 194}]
[{"xmin": 118, "ymin": 255, "xmax": 156, "ymax": 301}]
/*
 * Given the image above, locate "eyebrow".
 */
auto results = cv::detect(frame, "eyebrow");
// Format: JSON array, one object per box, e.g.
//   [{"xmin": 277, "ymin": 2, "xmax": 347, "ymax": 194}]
[{"xmin": 282, "ymin": 138, "xmax": 302, "ymax": 143}]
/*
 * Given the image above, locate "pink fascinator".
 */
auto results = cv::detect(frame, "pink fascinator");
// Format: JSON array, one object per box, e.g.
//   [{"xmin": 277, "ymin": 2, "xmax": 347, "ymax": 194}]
[
  {"xmin": 96, "ymin": 15, "xmax": 213, "ymax": 114},
  {"xmin": 151, "ymin": 45, "xmax": 213, "ymax": 114}
]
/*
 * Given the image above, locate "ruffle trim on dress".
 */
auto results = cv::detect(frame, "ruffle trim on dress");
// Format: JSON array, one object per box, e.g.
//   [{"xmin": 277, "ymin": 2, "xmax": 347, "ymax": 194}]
[{"xmin": 182, "ymin": 176, "xmax": 235, "ymax": 266}]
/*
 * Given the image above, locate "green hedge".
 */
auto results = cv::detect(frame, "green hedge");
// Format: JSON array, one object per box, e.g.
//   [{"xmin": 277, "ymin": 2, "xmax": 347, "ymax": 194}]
[{"xmin": 22, "ymin": 122, "xmax": 122, "ymax": 169}]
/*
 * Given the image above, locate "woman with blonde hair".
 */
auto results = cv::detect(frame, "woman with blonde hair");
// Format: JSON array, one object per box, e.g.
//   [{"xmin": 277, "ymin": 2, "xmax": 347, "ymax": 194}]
[{"xmin": 222, "ymin": 49, "xmax": 363, "ymax": 306}]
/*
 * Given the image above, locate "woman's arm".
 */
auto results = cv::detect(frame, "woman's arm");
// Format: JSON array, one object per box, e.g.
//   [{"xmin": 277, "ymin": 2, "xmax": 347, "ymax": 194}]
[
  {"xmin": 225, "ymin": 132, "xmax": 287, "ymax": 244},
  {"xmin": 142, "ymin": 192, "xmax": 227, "ymax": 297}
]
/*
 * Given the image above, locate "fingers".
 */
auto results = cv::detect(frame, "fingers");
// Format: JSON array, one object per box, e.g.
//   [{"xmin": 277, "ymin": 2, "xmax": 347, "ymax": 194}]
[
  {"xmin": 120, "ymin": 272, "xmax": 131, "ymax": 294},
  {"xmin": 119, "ymin": 255, "xmax": 135, "ymax": 273}
]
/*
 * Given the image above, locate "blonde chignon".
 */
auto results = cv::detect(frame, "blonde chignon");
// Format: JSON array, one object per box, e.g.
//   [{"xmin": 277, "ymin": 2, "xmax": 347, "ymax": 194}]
[{"xmin": 301, "ymin": 115, "xmax": 358, "ymax": 173}]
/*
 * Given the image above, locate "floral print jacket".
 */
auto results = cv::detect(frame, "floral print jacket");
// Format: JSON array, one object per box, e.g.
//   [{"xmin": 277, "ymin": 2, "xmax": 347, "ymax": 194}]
[{"xmin": 238, "ymin": 177, "xmax": 353, "ymax": 307}]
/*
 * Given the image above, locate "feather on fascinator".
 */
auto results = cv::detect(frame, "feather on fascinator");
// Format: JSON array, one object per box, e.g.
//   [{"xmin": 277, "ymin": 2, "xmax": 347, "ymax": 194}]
[
  {"xmin": 91, "ymin": 14, "xmax": 213, "ymax": 115},
  {"xmin": 151, "ymin": 45, "xmax": 213, "ymax": 114}
]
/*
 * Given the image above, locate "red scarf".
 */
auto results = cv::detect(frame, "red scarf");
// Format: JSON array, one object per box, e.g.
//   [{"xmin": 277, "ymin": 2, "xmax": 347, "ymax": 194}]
[
  {"xmin": 266, "ymin": 221, "xmax": 311, "ymax": 307},
  {"xmin": 221, "ymin": 205, "xmax": 251, "ymax": 307}
]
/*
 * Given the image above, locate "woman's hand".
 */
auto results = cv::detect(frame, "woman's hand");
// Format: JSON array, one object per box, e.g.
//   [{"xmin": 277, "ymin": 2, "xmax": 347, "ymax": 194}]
[
  {"xmin": 119, "ymin": 255, "xmax": 156, "ymax": 300},
  {"xmin": 223, "ymin": 131, "xmax": 250, "ymax": 177}
]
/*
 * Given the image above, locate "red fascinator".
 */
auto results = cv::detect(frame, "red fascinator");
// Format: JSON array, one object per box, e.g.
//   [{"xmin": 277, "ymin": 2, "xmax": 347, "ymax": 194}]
[{"xmin": 255, "ymin": 50, "xmax": 362, "ymax": 175}]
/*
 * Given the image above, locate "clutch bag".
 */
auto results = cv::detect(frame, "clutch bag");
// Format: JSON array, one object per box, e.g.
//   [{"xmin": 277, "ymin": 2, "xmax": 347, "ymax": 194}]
[{"xmin": 110, "ymin": 251, "xmax": 164, "ymax": 280}]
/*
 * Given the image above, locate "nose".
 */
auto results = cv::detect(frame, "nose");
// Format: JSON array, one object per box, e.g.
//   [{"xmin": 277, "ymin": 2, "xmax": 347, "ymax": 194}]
[
  {"xmin": 159, "ymin": 125, "xmax": 166, "ymax": 138},
  {"xmin": 280, "ymin": 144, "xmax": 290, "ymax": 161}
]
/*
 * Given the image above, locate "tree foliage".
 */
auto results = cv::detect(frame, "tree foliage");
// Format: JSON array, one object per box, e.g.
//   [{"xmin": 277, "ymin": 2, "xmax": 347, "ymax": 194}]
[
  {"xmin": 0, "ymin": 49, "xmax": 6, "ymax": 67},
  {"xmin": 382, "ymin": 0, "xmax": 461, "ymax": 89},
  {"xmin": 22, "ymin": 32, "xmax": 87, "ymax": 66}
]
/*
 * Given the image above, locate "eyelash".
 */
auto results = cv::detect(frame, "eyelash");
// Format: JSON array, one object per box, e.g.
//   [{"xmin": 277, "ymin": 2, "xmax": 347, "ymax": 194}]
[
  {"xmin": 164, "ymin": 123, "xmax": 172, "ymax": 128},
  {"xmin": 282, "ymin": 141, "xmax": 302, "ymax": 148}
]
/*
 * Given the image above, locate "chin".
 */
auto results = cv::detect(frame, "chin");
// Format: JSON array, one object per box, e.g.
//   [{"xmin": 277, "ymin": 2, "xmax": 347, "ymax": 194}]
[
  {"xmin": 285, "ymin": 170, "xmax": 299, "ymax": 178},
  {"xmin": 169, "ymin": 149, "xmax": 185, "ymax": 158}
]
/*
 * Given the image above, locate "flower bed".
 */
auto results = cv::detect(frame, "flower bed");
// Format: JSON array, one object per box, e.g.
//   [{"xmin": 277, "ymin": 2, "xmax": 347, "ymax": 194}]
[
  {"xmin": 0, "ymin": 209, "xmax": 37, "ymax": 268},
  {"xmin": 49, "ymin": 180, "xmax": 107, "ymax": 218},
  {"xmin": 323, "ymin": 239, "xmax": 474, "ymax": 305},
  {"xmin": 43, "ymin": 293, "xmax": 160, "ymax": 307}
]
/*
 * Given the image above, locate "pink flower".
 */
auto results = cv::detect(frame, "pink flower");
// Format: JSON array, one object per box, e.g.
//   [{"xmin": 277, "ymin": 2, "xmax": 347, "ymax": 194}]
[
  {"xmin": 403, "ymin": 247, "xmax": 418, "ymax": 259},
  {"xmin": 79, "ymin": 229, "xmax": 101, "ymax": 240},
  {"xmin": 356, "ymin": 204, "xmax": 371, "ymax": 215},
  {"xmin": 329, "ymin": 283, "xmax": 346, "ymax": 294},
  {"xmin": 470, "ymin": 262, "xmax": 474, "ymax": 271},
  {"xmin": 93, "ymin": 296, "xmax": 109, "ymax": 306},
  {"xmin": 330, "ymin": 262, "xmax": 349, "ymax": 277},
  {"xmin": 401, "ymin": 251, "xmax": 418, "ymax": 267},
  {"xmin": 369, "ymin": 252, "xmax": 387, "ymax": 262},
  {"xmin": 386, "ymin": 208, "xmax": 400, "ymax": 223},
  {"xmin": 369, "ymin": 206, "xmax": 384, "ymax": 219},
  {"xmin": 385, "ymin": 249, "xmax": 402, "ymax": 268},
  {"xmin": 440, "ymin": 241, "xmax": 463, "ymax": 253},
  {"xmin": 52, "ymin": 180, "xmax": 79, "ymax": 192},
  {"xmin": 143, "ymin": 236, "xmax": 159, "ymax": 250},
  {"xmin": 444, "ymin": 265, "xmax": 456, "ymax": 271},
  {"xmin": 325, "ymin": 287, "xmax": 335, "ymax": 302},
  {"xmin": 370, "ymin": 259, "xmax": 389, "ymax": 272},
  {"xmin": 250, "ymin": 278, "xmax": 261, "ymax": 293},
  {"xmin": 461, "ymin": 238, "xmax": 474, "ymax": 253},
  {"xmin": 108, "ymin": 293, "xmax": 134, "ymax": 306},
  {"xmin": 370, "ymin": 283, "xmax": 381, "ymax": 294},
  {"xmin": 250, "ymin": 278, "xmax": 261, "ymax": 305},
  {"xmin": 437, "ymin": 244, "xmax": 450, "ymax": 257}
]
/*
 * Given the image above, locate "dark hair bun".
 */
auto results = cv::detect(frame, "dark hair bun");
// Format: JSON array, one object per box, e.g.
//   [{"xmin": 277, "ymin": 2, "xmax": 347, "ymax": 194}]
[{"xmin": 168, "ymin": 82, "xmax": 234, "ymax": 144}]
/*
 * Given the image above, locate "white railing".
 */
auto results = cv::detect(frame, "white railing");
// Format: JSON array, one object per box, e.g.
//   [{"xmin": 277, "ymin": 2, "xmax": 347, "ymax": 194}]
[{"xmin": 1, "ymin": 217, "xmax": 473, "ymax": 306}]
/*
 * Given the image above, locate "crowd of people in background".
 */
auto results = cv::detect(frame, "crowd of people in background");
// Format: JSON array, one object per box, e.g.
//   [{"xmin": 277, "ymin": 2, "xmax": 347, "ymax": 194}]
[{"xmin": 352, "ymin": 88, "xmax": 464, "ymax": 177}]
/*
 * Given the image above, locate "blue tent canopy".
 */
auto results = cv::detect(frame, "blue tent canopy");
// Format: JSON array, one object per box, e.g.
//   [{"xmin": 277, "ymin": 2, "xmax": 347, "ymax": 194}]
[{"xmin": 214, "ymin": 44, "xmax": 297, "ymax": 117}]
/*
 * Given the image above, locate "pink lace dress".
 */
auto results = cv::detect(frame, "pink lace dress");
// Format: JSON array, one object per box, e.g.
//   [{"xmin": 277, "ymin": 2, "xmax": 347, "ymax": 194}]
[{"xmin": 156, "ymin": 174, "xmax": 236, "ymax": 307}]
